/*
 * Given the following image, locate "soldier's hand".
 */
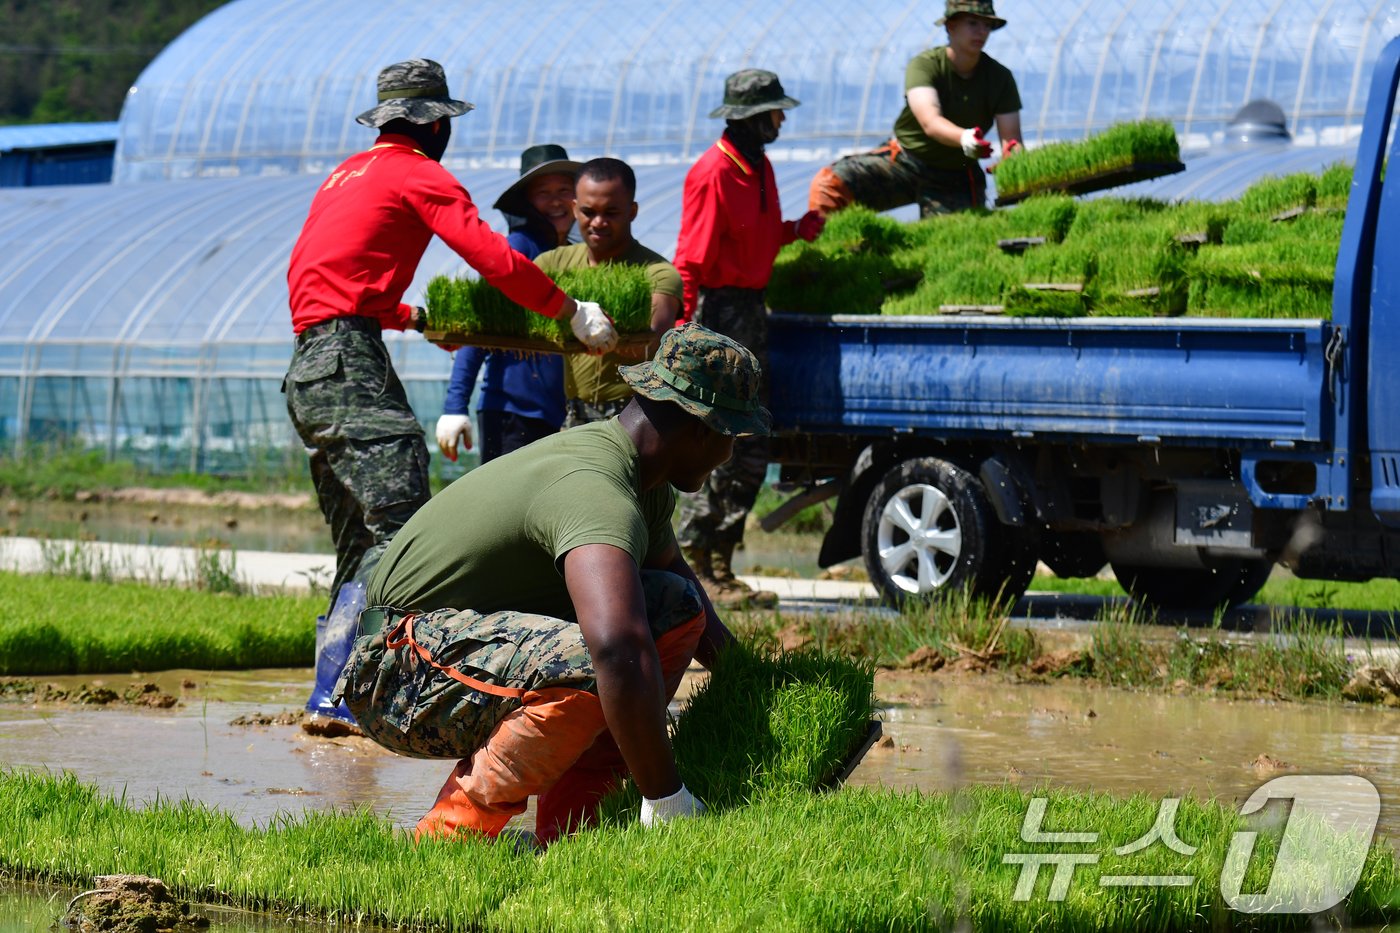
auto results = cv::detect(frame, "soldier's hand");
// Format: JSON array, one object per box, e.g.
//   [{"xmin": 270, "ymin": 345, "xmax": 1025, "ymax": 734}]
[
  {"xmin": 795, "ymin": 209, "xmax": 826, "ymax": 242},
  {"xmin": 960, "ymin": 126, "xmax": 993, "ymax": 160},
  {"xmin": 435, "ymin": 414, "xmax": 472, "ymax": 461},
  {"xmin": 570, "ymin": 299, "xmax": 619, "ymax": 354}
]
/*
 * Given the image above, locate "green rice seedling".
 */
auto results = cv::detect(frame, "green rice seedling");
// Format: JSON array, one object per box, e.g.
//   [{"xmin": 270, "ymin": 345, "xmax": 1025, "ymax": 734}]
[
  {"xmin": 601, "ymin": 642, "xmax": 875, "ymax": 821},
  {"xmin": 768, "ymin": 241, "xmax": 922, "ymax": 314},
  {"xmin": 994, "ymin": 120, "xmax": 1180, "ymax": 202},
  {"xmin": 999, "ymin": 194, "xmax": 1079, "ymax": 242},
  {"xmin": 425, "ymin": 263, "xmax": 655, "ymax": 347},
  {"xmin": 817, "ymin": 204, "xmax": 916, "ymax": 255},
  {"xmin": 4, "ymin": 771, "xmax": 1397, "ymax": 932},
  {"xmin": 1317, "ymin": 161, "xmax": 1355, "ymax": 210},
  {"xmin": 1187, "ymin": 237, "xmax": 1339, "ymax": 319},
  {"xmin": 0, "ymin": 572, "xmax": 318, "ymax": 674},
  {"xmin": 1237, "ymin": 171, "xmax": 1318, "ymax": 216},
  {"xmin": 882, "ymin": 250, "xmax": 1019, "ymax": 313}
]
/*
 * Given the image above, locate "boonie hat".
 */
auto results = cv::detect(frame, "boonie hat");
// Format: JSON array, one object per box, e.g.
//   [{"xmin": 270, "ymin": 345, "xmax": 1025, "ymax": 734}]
[
  {"xmin": 619, "ymin": 323, "xmax": 772, "ymax": 437},
  {"xmin": 708, "ymin": 69, "xmax": 801, "ymax": 120},
  {"xmin": 356, "ymin": 58, "xmax": 474, "ymax": 128},
  {"xmin": 937, "ymin": 0, "xmax": 1007, "ymax": 30},
  {"xmin": 493, "ymin": 143, "xmax": 584, "ymax": 215}
]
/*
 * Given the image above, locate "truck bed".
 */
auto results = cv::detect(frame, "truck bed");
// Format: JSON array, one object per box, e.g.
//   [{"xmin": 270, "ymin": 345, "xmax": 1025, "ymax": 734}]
[{"xmin": 768, "ymin": 313, "xmax": 1334, "ymax": 449}]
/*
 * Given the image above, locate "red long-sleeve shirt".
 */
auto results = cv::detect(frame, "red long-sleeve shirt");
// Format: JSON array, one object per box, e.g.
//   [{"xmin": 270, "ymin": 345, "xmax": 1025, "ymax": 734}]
[
  {"xmin": 672, "ymin": 131, "xmax": 798, "ymax": 318},
  {"xmin": 288, "ymin": 133, "xmax": 566, "ymax": 334}
]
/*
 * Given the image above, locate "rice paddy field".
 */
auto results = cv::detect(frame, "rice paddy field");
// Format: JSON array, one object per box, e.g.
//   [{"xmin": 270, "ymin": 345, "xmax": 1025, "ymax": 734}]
[{"xmin": 768, "ymin": 163, "xmax": 1352, "ymax": 320}]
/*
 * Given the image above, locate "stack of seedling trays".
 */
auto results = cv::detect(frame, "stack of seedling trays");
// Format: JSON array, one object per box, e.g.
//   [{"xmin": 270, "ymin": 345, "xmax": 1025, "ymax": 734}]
[
  {"xmin": 993, "ymin": 119, "xmax": 1185, "ymax": 206},
  {"xmin": 424, "ymin": 263, "xmax": 656, "ymax": 353},
  {"xmin": 767, "ymin": 161, "xmax": 1350, "ymax": 321}
]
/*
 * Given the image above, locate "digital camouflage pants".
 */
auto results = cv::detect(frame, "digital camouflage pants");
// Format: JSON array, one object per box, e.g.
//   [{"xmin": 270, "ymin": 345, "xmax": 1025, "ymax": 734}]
[
  {"xmin": 283, "ymin": 317, "xmax": 430, "ymax": 610},
  {"xmin": 677, "ymin": 287, "xmax": 770, "ymax": 553},
  {"xmin": 808, "ymin": 138, "xmax": 987, "ymax": 217},
  {"xmin": 335, "ymin": 569, "xmax": 703, "ymax": 761}
]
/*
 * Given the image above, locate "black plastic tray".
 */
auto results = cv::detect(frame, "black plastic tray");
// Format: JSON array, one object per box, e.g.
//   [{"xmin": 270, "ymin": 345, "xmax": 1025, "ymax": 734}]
[
  {"xmin": 818, "ymin": 719, "xmax": 883, "ymax": 791},
  {"xmin": 995, "ymin": 160, "xmax": 1186, "ymax": 206}
]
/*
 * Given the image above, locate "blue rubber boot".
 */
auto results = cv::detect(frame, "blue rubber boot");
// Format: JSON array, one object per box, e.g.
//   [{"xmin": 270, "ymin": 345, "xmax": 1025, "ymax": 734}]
[{"xmin": 304, "ymin": 580, "xmax": 365, "ymax": 729}]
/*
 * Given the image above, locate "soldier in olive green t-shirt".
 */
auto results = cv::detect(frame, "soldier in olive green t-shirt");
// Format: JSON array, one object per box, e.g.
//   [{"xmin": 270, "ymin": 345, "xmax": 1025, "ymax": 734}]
[
  {"xmin": 809, "ymin": 0, "xmax": 1023, "ymax": 216},
  {"xmin": 541, "ymin": 158, "xmax": 684, "ymax": 428}
]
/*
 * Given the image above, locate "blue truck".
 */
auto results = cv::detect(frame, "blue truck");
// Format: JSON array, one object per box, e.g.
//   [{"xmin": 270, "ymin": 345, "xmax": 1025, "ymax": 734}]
[{"xmin": 765, "ymin": 36, "xmax": 1400, "ymax": 612}]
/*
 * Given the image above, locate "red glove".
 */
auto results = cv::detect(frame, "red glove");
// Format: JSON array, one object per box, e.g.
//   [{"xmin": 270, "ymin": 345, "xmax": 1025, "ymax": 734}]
[
  {"xmin": 986, "ymin": 139, "xmax": 1022, "ymax": 175},
  {"xmin": 960, "ymin": 127, "xmax": 993, "ymax": 160},
  {"xmin": 795, "ymin": 209, "xmax": 826, "ymax": 242}
]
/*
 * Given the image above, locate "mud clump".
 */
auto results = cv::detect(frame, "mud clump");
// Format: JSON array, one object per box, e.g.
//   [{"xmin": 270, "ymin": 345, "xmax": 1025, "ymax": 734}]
[
  {"xmin": 1342, "ymin": 665, "xmax": 1400, "ymax": 706},
  {"xmin": 0, "ymin": 679, "xmax": 179, "ymax": 709},
  {"xmin": 62, "ymin": 874, "xmax": 208, "ymax": 932},
  {"xmin": 229, "ymin": 710, "xmax": 305, "ymax": 727}
]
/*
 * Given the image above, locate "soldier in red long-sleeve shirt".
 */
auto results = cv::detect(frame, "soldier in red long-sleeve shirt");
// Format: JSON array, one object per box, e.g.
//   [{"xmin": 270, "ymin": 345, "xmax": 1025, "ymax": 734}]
[
  {"xmin": 285, "ymin": 59, "xmax": 617, "ymax": 726},
  {"xmin": 672, "ymin": 69, "xmax": 825, "ymax": 609}
]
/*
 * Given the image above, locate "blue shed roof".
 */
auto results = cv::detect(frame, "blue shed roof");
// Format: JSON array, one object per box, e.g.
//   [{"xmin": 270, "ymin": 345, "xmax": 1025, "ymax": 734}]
[{"xmin": 0, "ymin": 122, "xmax": 120, "ymax": 154}]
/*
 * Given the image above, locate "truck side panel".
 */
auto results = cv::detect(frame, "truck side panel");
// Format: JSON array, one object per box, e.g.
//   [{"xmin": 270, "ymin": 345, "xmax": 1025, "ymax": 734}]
[{"xmin": 769, "ymin": 314, "xmax": 1330, "ymax": 448}]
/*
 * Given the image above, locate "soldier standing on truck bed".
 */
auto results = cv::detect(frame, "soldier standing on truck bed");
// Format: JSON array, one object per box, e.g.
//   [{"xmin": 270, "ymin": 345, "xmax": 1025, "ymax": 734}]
[
  {"xmin": 284, "ymin": 59, "xmax": 618, "ymax": 720},
  {"xmin": 808, "ymin": 0, "xmax": 1023, "ymax": 216},
  {"xmin": 672, "ymin": 68, "xmax": 827, "ymax": 609}
]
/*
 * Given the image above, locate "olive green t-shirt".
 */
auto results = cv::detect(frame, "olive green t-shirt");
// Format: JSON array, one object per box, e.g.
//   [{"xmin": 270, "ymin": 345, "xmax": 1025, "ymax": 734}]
[
  {"xmin": 893, "ymin": 47, "xmax": 1021, "ymax": 171},
  {"xmin": 537, "ymin": 241, "xmax": 683, "ymax": 405},
  {"xmin": 368, "ymin": 419, "xmax": 677, "ymax": 620}
]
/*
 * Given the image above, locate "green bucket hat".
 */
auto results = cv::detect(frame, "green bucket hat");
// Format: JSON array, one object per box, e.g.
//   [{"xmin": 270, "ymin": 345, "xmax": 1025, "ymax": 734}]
[
  {"xmin": 619, "ymin": 323, "xmax": 772, "ymax": 437},
  {"xmin": 355, "ymin": 58, "xmax": 474, "ymax": 128},
  {"xmin": 708, "ymin": 69, "xmax": 801, "ymax": 120},
  {"xmin": 937, "ymin": 0, "xmax": 1008, "ymax": 29},
  {"xmin": 493, "ymin": 143, "xmax": 584, "ymax": 215}
]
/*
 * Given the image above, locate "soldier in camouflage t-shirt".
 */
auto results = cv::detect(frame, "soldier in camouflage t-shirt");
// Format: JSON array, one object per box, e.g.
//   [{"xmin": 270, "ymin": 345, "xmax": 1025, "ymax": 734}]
[{"xmin": 808, "ymin": 0, "xmax": 1024, "ymax": 216}]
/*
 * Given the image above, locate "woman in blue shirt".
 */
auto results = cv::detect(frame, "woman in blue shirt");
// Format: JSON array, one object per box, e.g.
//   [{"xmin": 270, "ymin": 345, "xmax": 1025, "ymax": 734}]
[{"xmin": 436, "ymin": 145, "xmax": 581, "ymax": 463}]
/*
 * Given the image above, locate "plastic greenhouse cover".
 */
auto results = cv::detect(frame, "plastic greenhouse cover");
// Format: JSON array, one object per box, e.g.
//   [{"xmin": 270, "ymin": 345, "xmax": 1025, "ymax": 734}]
[{"xmin": 114, "ymin": 0, "xmax": 1400, "ymax": 183}]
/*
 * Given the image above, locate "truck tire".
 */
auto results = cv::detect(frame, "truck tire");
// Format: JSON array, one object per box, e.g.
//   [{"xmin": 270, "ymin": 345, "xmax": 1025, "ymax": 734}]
[
  {"xmin": 1110, "ymin": 557, "xmax": 1275, "ymax": 613},
  {"xmin": 861, "ymin": 457, "xmax": 1008, "ymax": 605}
]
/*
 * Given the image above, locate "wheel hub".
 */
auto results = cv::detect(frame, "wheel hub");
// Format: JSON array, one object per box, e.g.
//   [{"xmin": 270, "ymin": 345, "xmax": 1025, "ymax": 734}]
[{"xmin": 876, "ymin": 483, "xmax": 962, "ymax": 594}]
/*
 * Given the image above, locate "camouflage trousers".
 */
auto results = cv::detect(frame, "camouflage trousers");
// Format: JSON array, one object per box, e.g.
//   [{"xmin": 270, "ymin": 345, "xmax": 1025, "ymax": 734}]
[
  {"xmin": 808, "ymin": 138, "xmax": 987, "ymax": 217},
  {"xmin": 563, "ymin": 397, "xmax": 630, "ymax": 429},
  {"xmin": 283, "ymin": 316, "xmax": 430, "ymax": 609},
  {"xmin": 336, "ymin": 570, "xmax": 703, "ymax": 760},
  {"xmin": 678, "ymin": 287, "xmax": 770, "ymax": 553}
]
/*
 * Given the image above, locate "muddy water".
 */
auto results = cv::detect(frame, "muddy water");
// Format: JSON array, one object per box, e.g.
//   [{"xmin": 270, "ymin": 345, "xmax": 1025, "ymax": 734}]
[
  {"xmin": 858, "ymin": 673, "xmax": 1400, "ymax": 840},
  {"xmin": 1, "ymin": 497, "xmax": 827, "ymax": 575},
  {"xmin": 1, "ymin": 499, "xmax": 328, "ymax": 555}
]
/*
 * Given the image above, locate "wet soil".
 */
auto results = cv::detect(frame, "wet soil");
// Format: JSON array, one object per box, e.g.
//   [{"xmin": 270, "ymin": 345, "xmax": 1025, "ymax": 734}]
[
  {"xmin": 61, "ymin": 874, "xmax": 208, "ymax": 932},
  {"xmin": 0, "ymin": 679, "xmax": 182, "ymax": 709}
]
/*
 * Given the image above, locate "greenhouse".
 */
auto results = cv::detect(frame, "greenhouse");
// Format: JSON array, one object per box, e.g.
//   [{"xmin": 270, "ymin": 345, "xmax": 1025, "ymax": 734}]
[{"xmin": 1, "ymin": 0, "xmax": 1396, "ymax": 470}]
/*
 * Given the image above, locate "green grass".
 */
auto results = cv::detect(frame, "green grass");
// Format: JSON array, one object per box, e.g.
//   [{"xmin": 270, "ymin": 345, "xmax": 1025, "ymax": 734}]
[
  {"xmin": 0, "ymin": 444, "xmax": 310, "ymax": 500},
  {"xmin": 602, "ymin": 643, "xmax": 875, "ymax": 821},
  {"xmin": 426, "ymin": 263, "xmax": 656, "ymax": 347},
  {"xmin": 994, "ymin": 120, "xmax": 1181, "ymax": 201},
  {"xmin": 0, "ymin": 572, "xmax": 317, "ymax": 675},
  {"xmin": 1030, "ymin": 570, "xmax": 1400, "ymax": 616},
  {"xmin": 3, "ymin": 770, "xmax": 1395, "ymax": 931}
]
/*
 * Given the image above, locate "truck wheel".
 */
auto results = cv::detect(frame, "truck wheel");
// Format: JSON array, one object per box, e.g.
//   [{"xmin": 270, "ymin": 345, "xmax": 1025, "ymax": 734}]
[
  {"xmin": 861, "ymin": 457, "xmax": 1004, "ymax": 604},
  {"xmin": 1110, "ymin": 558, "xmax": 1275, "ymax": 613}
]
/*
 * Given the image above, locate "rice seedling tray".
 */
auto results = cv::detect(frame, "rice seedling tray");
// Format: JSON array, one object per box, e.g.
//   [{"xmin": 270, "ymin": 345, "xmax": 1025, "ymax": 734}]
[
  {"xmin": 423, "ymin": 329, "xmax": 655, "ymax": 356},
  {"xmin": 994, "ymin": 159, "xmax": 1186, "ymax": 206},
  {"xmin": 818, "ymin": 718, "xmax": 883, "ymax": 791}
]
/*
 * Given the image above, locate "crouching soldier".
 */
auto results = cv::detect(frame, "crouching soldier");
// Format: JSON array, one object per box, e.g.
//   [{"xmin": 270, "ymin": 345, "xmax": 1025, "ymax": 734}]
[{"xmin": 335, "ymin": 324, "xmax": 769, "ymax": 844}]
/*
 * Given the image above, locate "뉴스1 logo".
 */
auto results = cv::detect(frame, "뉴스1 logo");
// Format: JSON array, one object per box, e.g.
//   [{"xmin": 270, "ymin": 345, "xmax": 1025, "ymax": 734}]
[{"xmin": 1002, "ymin": 775, "xmax": 1381, "ymax": 914}]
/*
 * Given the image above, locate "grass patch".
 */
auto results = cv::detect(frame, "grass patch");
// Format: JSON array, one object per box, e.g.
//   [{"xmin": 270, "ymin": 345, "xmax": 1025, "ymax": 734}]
[
  {"xmin": 3, "ymin": 770, "xmax": 1395, "ymax": 931},
  {"xmin": 0, "ymin": 572, "xmax": 317, "ymax": 675},
  {"xmin": 426, "ymin": 263, "xmax": 656, "ymax": 347},
  {"xmin": 602, "ymin": 643, "xmax": 875, "ymax": 821},
  {"xmin": 0, "ymin": 444, "xmax": 309, "ymax": 500},
  {"xmin": 994, "ymin": 120, "xmax": 1181, "ymax": 202}
]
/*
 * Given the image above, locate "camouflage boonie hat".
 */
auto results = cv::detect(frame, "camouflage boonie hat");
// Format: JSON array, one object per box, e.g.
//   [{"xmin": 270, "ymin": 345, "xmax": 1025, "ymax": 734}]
[
  {"xmin": 355, "ymin": 58, "xmax": 474, "ymax": 128},
  {"xmin": 619, "ymin": 323, "xmax": 771, "ymax": 437},
  {"xmin": 708, "ymin": 69, "xmax": 801, "ymax": 120},
  {"xmin": 937, "ymin": 0, "xmax": 1007, "ymax": 29}
]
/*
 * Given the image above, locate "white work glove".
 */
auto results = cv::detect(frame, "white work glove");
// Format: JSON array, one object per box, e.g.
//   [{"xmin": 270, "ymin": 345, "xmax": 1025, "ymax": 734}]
[
  {"xmin": 570, "ymin": 299, "xmax": 619, "ymax": 353},
  {"xmin": 640, "ymin": 784, "xmax": 706, "ymax": 827},
  {"xmin": 435, "ymin": 414, "xmax": 472, "ymax": 461},
  {"xmin": 960, "ymin": 126, "xmax": 993, "ymax": 160}
]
